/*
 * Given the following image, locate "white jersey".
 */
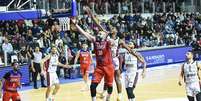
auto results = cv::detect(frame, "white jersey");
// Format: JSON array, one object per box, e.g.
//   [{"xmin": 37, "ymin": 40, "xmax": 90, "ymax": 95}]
[
  {"xmin": 111, "ymin": 37, "xmax": 119, "ymax": 57},
  {"xmin": 48, "ymin": 54, "xmax": 59, "ymax": 73},
  {"xmin": 183, "ymin": 61, "xmax": 199, "ymax": 84},
  {"xmin": 124, "ymin": 51, "xmax": 138, "ymax": 72}
]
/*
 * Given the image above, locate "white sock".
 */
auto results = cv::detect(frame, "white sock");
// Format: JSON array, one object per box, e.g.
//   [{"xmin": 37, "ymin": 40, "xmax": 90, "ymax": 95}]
[
  {"xmin": 52, "ymin": 95, "xmax": 55, "ymax": 99},
  {"xmin": 106, "ymin": 94, "xmax": 111, "ymax": 101},
  {"xmin": 129, "ymin": 98, "xmax": 135, "ymax": 101},
  {"xmin": 102, "ymin": 90, "xmax": 107, "ymax": 95},
  {"xmin": 92, "ymin": 97, "xmax": 96, "ymax": 101},
  {"xmin": 85, "ymin": 81, "xmax": 89, "ymax": 89},
  {"xmin": 118, "ymin": 93, "xmax": 122, "ymax": 100},
  {"xmin": 46, "ymin": 97, "xmax": 51, "ymax": 101}
]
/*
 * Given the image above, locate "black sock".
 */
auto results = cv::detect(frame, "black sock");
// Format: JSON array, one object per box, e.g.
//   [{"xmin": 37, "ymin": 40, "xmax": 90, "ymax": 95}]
[
  {"xmin": 187, "ymin": 96, "xmax": 195, "ymax": 101},
  {"xmin": 90, "ymin": 83, "xmax": 98, "ymax": 97}
]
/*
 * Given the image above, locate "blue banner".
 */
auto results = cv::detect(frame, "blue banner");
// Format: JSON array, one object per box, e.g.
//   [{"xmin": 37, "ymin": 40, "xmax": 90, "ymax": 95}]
[
  {"xmin": 0, "ymin": 10, "xmax": 42, "ymax": 20},
  {"xmin": 139, "ymin": 46, "xmax": 192, "ymax": 67},
  {"xmin": 0, "ymin": 64, "xmax": 30, "ymax": 84}
]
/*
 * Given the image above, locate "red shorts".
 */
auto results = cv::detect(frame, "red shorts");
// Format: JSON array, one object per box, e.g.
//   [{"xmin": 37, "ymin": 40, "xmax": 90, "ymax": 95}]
[
  {"xmin": 80, "ymin": 65, "xmax": 90, "ymax": 75},
  {"xmin": 3, "ymin": 91, "xmax": 21, "ymax": 101},
  {"xmin": 92, "ymin": 64, "xmax": 114, "ymax": 87}
]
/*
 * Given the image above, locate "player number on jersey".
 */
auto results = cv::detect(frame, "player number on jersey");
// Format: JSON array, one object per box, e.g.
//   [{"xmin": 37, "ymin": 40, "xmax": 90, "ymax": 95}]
[{"xmin": 98, "ymin": 50, "xmax": 103, "ymax": 56}]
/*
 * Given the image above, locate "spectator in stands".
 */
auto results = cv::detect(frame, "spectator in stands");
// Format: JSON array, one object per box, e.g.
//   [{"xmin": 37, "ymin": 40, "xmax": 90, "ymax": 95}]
[
  {"xmin": 2, "ymin": 38, "xmax": 14, "ymax": 64},
  {"xmin": 57, "ymin": 51, "xmax": 68, "ymax": 79},
  {"xmin": 0, "ymin": 32, "xmax": 5, "ymax": 51},
  {"xmin": 31, "ymin": 23, "xmax": 42, "ymax": 38},
  {"xmin": 18, "ymin": 46, "xmax": 29, "ymax": 64},
  {"xmin": 55, "ymin": 35, "xmax": 63, "ymax": 47}
]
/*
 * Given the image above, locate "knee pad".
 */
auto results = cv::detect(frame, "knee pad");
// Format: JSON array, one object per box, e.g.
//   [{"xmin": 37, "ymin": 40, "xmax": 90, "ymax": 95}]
[
  {"xmin": 107, "ymin": 86, "xmax": 113, "ymax": 94},
  {"xmin": 90, "ymin": 83, "xmax": 98, "ymax": 90},
  {"xmin": 90, "ymin": 83, "xmax": 98, "ymax": 97},
  {"xmin": 126, "ymin": 87, "xmax": 135, "ymax": 99}
]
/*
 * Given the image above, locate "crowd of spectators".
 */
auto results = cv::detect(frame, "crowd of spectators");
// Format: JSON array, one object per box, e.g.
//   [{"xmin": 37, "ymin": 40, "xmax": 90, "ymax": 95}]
[
  {"xmin": 76, "ymin": 12, "xmax": 201, "ymax": 49},
  {"xmin": 78, "ymin": 0, "xmax": 183, "ymax": 14},
  {"xmin": 0, "ymin": 12, "xmax": 201, "ymax": 66}
]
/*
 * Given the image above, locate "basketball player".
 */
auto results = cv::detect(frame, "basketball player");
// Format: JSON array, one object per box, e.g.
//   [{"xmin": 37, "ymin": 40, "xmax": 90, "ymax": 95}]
[
  {"xmin": 100, "ymin": 27, "xmax": 134, "ymax": 101},
  {"xmin": 71, "ymin": 17, "xmax": 119, "ymax": 101},
  {"xmin": 0, "ymin": 61, "xmax": 22, "ymax": 101},
  {"xmin": 178, "ymin": 51, "xmax": 201, "ymax": 101},
  {"xmin": 124, "ymin": 42, "xmax": 146, "ymax": 101},
  {"xmin": 83, "ymin": 6, "xmax": 133, "ymax": 101},
  {"xmin": 40, "ymin": 46, "xmax": 70, "ymax": 101},
  {"xmin": 74, "ymin": 43, "xmax": 92, "ymax": 91}
]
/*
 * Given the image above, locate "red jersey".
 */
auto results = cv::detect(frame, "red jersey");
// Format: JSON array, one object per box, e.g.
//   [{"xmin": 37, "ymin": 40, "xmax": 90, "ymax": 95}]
[
  {"xmin": 3, "ymin": 70, "xmax": 22, "ymax": 92},
  {"xmin": 94, "ymin": 40, "xmax": 113, "ymax": 66},
  {"xmin": 80, "ymin": 50, "xmax": 91, "ymax": 67}
]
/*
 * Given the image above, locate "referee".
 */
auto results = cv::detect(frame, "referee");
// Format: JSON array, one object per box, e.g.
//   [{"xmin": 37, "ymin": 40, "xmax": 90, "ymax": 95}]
[{"xmin": 31, "ymin": 46, "xmax": 46, "ymax": 89}]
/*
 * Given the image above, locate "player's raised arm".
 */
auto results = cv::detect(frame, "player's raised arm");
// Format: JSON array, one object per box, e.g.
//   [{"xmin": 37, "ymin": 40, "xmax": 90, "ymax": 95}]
[
  {"xmin": 119, "ymin": 39, "xmax": 132, "ymax": 53},
  {"xmin": 196, "ymin": 62, "xmax": 201, "ymax": 83},
  {"xmin": 178, "ymin": 64, "xmax": 184, "ymax": 86},
  {"xmin": 71, "ymin": 18, "xmax": 95, "ymax": 42},
  {"xmin": 84, "ymin": 6, "xmax": 107, "ymax": 33},
  {"xmin": 133, "ymin": 51, "xmax": 147, "ymax": 78}
]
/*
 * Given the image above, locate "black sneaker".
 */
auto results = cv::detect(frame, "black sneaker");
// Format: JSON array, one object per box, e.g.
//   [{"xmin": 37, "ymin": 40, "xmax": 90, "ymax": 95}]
[
  {"xmin": 41, "ymin": 85, "xmax": 47, "ymax": 88},
  {"xmin": 34, "ymin": 86, "xmax": 38, "ymax": 89}
]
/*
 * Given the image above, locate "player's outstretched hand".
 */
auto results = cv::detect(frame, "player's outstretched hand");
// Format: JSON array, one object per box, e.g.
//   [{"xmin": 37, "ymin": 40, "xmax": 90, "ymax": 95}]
[
  {"xmin": 83, "ymin": 6, "xmax": 92, "ymax": 15},
  {"xmin": 64, "ymin": 64, "xmax": 71, "ymax": 68},
  {"xmin": 70, "ymin": 17, "xmax": 77, "ymax": 25}
]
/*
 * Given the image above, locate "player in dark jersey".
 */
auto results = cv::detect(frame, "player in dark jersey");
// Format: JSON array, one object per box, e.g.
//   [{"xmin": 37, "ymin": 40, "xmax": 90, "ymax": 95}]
[{"xmin": 0, "ymin": 61, "xmax": 22, "ymax": 101}]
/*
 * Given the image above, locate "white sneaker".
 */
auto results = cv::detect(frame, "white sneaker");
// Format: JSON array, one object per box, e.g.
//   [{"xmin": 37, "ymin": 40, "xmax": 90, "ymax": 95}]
[{"xmin": 106, "ymin": 95, "xmax": 111, "ymax": 101}]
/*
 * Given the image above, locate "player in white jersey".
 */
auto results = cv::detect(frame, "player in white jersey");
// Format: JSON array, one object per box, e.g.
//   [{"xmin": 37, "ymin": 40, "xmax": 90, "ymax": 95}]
[
  {"xmin": 40, "ymin": 46, "xmax": 70, "ymax": 101},
  {"xmin": 178, "ymin": 51, "xmax": 201, "ymax": 101},
  {"xmin": 106, "ymin": 27, "xmax": 130, "ymax": 101},
  {"xmin": 124, "ymin": 42, "xmax": 146, "ymax": 101}
]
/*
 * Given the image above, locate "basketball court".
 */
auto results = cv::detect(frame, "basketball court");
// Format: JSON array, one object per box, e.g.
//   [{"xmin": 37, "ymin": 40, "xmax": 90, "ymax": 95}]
[{"xmin": 19, "ymin": 63, "xmax": 188, "ymax": 101}]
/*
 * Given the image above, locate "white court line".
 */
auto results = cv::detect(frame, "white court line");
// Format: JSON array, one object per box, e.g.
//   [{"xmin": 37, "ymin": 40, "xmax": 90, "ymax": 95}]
[{"xmin": 146, "ymin": 97, "xmax": 188, "ymax": 101}]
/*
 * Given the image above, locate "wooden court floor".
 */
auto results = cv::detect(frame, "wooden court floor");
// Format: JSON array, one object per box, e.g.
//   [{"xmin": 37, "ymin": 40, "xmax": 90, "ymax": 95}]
[{"xmin": 20, "ymin": 64, "xmax": 187, "ymax": 101}]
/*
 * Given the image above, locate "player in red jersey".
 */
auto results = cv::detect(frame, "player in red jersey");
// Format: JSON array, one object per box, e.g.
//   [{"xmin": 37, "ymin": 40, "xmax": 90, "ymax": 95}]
[
  {"xmin": 83, "ymin": 6, "xmax": 143, "ymax": 101},
  {"xmin": 74, "ymin": 43, "xmax": 92, "ymax": 91},
  {"xmin": 0, "ymin": 61, "xmax": 22, "ymax": 101},
  {"xmin": 71, "ymin": 17, "xmax": 117, "ymax": 101}
]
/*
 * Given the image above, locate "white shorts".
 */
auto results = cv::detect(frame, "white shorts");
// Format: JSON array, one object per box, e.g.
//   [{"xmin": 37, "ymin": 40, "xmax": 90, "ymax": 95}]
[
  {"xmin": 113, "ymin": 57, "xmax": 119, "ymax": 70},
  {"xmin": 125, "ymin": 71, "xmax": 138, "ymax": 88},
  {"xmin": 47, "ymin": 72, "xmax": 59, "ymax": 87},
  {"xmin": 185, "ymin": 81, "xmax": 201, "ymax": 96}
]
